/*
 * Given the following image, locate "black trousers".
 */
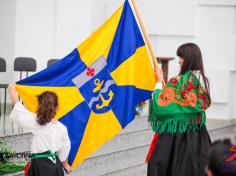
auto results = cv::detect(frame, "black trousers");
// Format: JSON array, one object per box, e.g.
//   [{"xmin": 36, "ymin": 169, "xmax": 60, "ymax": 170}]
[
  {"xmin": 28, "ymin": 153, "xmax": 64, "ymax": 176},
  {"xmin": 147, "ymin": 126, "xmax": 211, "ymax": 176}
]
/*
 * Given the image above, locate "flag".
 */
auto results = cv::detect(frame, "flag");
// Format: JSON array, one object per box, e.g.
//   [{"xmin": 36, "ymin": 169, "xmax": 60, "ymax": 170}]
[{"xmin": 16, "ymin": 0, "xmax": 156, "ymax": 169}]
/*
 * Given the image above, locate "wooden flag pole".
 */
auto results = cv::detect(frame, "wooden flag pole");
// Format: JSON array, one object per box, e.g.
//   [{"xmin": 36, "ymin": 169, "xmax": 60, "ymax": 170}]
[{"xmin": 130, "ymin": 0, "xmax": 166, "ymax": 86}]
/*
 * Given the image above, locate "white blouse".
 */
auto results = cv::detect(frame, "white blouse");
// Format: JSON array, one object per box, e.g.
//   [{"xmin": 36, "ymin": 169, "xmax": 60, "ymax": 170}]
[
  {"xmin": 155, "ymin": 82, "xmax": 163, "ymax": 90},
  {"xmin": 10, "ymin": 102, "xmax": 71, "ymax": 162}
]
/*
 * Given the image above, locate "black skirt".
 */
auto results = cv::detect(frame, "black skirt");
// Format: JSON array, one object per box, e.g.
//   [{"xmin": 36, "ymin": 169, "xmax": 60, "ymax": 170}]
[
  {"xmin": 28, "ymin": 152, "xmax": 64, "ymax": 176},
  {"xmin": 147, "ymin": 126, "xmax": 211, "ymax": 176}
]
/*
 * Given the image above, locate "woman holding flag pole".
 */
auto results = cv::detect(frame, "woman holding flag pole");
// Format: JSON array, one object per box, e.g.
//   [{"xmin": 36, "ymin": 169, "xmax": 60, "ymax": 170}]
[
  {"xmin": 146, "ymin": 43, "xmax": 212, "ymax": 176},
  {"xmin": 130, "ymin": 1, "xmax": 211, "ymax": 175}
]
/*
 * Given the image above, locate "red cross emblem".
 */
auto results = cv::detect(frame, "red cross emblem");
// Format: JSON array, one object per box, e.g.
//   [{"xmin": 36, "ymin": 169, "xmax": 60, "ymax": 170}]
[{"xmin": 87, "ymin": 67, "xmax": 95, "ymax": 76}]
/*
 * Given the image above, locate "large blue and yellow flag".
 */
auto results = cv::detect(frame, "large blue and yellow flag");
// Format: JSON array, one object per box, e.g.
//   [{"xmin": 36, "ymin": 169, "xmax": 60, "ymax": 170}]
[{"xmin": 16, "ymin": 0, "xmax": 156, "ymax": 168}]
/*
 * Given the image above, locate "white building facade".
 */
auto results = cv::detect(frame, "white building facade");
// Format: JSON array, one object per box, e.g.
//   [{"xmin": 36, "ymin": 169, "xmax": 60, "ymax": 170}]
[{"xmin": 0, "ymin": 0, "xmax": 236, "ymax": 120}]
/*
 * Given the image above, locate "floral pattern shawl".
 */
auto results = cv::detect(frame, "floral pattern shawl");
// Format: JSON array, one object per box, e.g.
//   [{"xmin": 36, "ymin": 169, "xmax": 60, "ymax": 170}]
[{"xmin": 150, "ymin": 70, "xmax": 210, "ymax": 133}]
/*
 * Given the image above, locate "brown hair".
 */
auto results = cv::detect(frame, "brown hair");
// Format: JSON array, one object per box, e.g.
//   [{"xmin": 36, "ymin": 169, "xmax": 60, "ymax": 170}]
[
  {"xmin": 177, "ymin": 43, "xmax": 211, "ymax": 105},
  {"xmin": 36, "ymin": 91, "xmax": 58, "ymax": 125}
]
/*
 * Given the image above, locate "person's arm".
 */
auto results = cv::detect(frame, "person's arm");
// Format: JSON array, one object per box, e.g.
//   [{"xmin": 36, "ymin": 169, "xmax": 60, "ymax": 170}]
[
  {"xmin": 62, "ymin": 159, "xmax": 72, "ymax": 174},
  {"xmin": 8, "ymin": 83, "xmax": 19, "ymax": 106},
  {"xmin": 154, "ymin": 67, "xmax": 163, "ymax": 90},
  {"xmin": 8, "ymin": 83, "xmax": 37, "ymax": 131},
  {"xmin": 58, "ymin": 125, "xmax": 72, "ymax": 174},
  {"xmin": 148, "ymin": 68, "xmax": 164, "ymax": 123}
]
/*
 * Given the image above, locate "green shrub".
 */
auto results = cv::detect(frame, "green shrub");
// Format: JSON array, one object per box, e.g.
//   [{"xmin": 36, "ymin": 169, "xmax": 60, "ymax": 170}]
[
  {"xmin": 0, "ymin": 139, "xmax": 25, "ymax": 175},
  {"xmin": 0, "ymin": 140, "xmax": 15, "ymax": 163},
  {"xmin": 0, "ymin": 162, "xmax": 25, "ymax": 175}
]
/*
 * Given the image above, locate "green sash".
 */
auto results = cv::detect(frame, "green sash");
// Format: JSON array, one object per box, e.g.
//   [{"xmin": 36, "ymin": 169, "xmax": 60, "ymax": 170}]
[
  {"xmin": 150, "ymin": 71, "xmax": 210, "ymax": 133},
  {"xmin": 31, "ymin": 150, "xmax": 56, "ymax": 161}
]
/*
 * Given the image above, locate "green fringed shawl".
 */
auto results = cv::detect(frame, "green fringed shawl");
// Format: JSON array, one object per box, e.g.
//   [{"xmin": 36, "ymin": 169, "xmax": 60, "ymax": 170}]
[{"xmin": 150, "ymin": 71, "xmax": 210, "ymax": 134}]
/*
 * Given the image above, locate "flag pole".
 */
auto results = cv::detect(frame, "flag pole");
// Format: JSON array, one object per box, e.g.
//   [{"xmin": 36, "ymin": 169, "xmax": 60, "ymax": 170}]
[{"xmin": 130, "ymin": 0, "xmax": 166, "ymax": 86}]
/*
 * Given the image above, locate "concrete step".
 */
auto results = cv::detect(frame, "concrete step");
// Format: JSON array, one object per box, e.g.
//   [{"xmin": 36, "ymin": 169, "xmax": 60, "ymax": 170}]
[
  {"xmin": 1, "ymin": 116, "xmax": 235, "ymax": 176},
  {"xmin": 102, "ymin": 163, "xmax": 146, "ymax": 176},
  {"xmin": 208, "ymin": 123, "xmax": 236, "ymax": 142},
  {"xmin": 71, "ymin": 118, "xmax": 236, "ymax": 176},
  {"xmin": 91, "ymin": 116, "xmax": 152, "ymax": 157},
  {"xmin": 72, "ymin": 145, "xmax": 149, "ymax": 176}
]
